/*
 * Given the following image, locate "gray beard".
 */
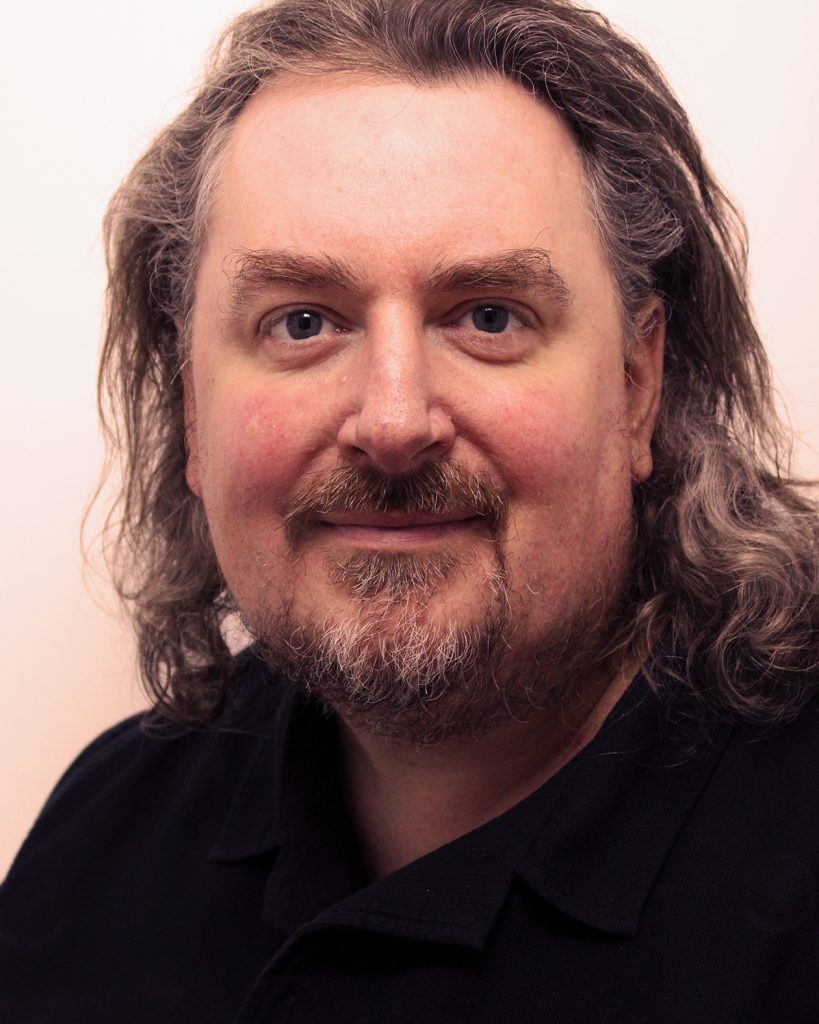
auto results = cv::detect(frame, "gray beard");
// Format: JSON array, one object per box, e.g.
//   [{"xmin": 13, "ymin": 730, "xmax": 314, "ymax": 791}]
[
  {"xmin": 249, "ymin": 544, "xmax": 629, "ymax": 747},
  {"xmin": 239, "ymin": 460, "xmax": 631, "ymax": 746}
]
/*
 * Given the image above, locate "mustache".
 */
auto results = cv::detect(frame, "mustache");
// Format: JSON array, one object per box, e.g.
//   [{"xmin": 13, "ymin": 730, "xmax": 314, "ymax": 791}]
[{"xmin": 282, "ymin": 461, "xmax": 509, "ymax": 545}]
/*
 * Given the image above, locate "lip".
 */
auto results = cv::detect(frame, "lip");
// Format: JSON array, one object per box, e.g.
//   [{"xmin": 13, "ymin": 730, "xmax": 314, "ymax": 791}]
[
  {"xmin": 317, "ymin": 511, "xmax": 476, "ymax": 527},
  {"xmin": 315, "ymin": 512, "xmax": 482, "ymax": 548}
]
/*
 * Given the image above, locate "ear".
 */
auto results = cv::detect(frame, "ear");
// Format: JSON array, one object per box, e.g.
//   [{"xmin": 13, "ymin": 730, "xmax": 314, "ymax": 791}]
[
  {"xmin": 625, "ymin": 296, "xmax": 665, "ymax": 484},
  {"xmin": 180, "ymin": 351, "xmax": 203, "ymax": 499}
]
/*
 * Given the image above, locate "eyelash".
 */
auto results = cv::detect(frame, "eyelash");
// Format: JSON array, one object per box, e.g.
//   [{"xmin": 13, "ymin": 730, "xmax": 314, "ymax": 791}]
[
  {"xmin": 448, "ymin": 304, "xmax": 532, "ymax": 333},
  {"xmin": 258, "ymin": 302, "xmax": 532, "ymax": 343},
  {"xmin": 258, "ymin": 307, "xmax": 346, "ymax": 344}
]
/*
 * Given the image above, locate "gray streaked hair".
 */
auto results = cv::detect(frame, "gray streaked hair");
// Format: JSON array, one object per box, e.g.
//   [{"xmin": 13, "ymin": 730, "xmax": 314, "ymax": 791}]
[{"xmin": 99, "ymin": 0, "xmax": 818, "ymax": 721}]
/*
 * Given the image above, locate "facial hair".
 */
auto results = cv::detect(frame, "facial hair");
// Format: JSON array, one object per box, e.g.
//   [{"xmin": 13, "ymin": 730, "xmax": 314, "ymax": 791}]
[{"xmin": 247, "ymin": 460, "xmax": 634, "ymax": 746}]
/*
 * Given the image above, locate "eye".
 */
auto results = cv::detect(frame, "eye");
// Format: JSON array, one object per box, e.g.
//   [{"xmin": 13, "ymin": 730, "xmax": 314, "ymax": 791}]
[
  {"xmin": 285, "ymin": 309, "xmax": 323, "ymax": 340},
  {"xmin": 260, "ymin": 307, "xmax": 340, "ymax": 343},
  {"xmin": 453, "ymin": 304, "xmax": 526, "ymax": 334},
  {"xmin": 471, "ymin": 305, "xmax": 509, "ymax": 333}
]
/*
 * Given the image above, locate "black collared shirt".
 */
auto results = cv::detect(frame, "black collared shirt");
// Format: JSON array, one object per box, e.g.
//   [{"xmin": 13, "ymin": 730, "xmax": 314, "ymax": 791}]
[{"xmin": 2, "ymin": 651, "xmax": 819, "ymax": 1022}]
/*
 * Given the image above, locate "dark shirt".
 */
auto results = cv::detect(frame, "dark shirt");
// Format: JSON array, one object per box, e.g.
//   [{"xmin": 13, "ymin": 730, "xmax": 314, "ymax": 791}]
[{"xmin": 2, "ymin": 650, "xmax": 819, "ymax": 1023}]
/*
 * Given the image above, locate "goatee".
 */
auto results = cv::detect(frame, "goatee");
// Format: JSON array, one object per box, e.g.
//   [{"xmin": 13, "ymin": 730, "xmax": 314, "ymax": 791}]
[{"xmin": 247, "ymin": 461, "xmax": 632, "ymax": 746}]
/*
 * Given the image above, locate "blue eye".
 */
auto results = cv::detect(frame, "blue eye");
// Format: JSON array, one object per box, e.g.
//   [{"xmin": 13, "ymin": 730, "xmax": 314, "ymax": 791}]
[
  {"xmin": 285, "ymin": 309, "xmax": 324, "ymax": 340},
  {"xmin": 471, "ymin": 306, "xmax": 510, "ymax": 333}
]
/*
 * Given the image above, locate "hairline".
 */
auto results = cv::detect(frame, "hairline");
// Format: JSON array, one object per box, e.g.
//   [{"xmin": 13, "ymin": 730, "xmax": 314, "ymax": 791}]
[{"xmin": 183, "ymin": 66, "xmax": 640, "ymax": 352}]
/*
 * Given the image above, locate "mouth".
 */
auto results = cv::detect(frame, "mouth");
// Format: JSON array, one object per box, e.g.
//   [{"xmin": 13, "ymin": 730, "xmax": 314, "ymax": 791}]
[{"xmin": 315, "ymin": 512, "xmax": 483, "ymax": 549}]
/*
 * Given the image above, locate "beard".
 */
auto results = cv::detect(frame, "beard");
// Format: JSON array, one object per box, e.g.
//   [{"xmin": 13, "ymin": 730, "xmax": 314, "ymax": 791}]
[{"xmin": 246, "ymin": 461, "xmax": 634, "ymax": 747}]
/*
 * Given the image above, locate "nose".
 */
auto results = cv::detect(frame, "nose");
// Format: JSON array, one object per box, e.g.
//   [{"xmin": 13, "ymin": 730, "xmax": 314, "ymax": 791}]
[{"xmin": 336, "ymin": 316, "xmax": 456, "ymax": 475}]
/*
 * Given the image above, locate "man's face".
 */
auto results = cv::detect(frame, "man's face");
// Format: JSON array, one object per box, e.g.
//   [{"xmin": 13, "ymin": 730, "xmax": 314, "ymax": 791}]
[{"xmin": 185, "ymin": 73, "xmax": 663, "ymax": 742}]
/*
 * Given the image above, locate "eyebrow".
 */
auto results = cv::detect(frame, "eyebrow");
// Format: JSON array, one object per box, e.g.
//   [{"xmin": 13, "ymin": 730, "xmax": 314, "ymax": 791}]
[
  {"xmin": 226, "ymin": 249, "xmax": 364, "ymax": 316},
  {"xmin": 225, "ymin": 245, "xmax": 572, "ymax": 315},
  {"xmin": 425, "ymin": 248, "xmax": 572, "ymax": 307}
]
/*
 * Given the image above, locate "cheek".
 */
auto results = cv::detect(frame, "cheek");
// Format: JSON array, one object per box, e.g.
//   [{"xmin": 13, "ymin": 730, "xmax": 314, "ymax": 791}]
[
  {"xmin": 490, "ymin": 383, "xmax": 631, "ymax": 505},
  {"xmin": 493, "ymin": 385, "xmax": 634, "ymax": 599},
  {"xmin": 199, "ymin": 390, "xmax": 317, "ymax": 512}
]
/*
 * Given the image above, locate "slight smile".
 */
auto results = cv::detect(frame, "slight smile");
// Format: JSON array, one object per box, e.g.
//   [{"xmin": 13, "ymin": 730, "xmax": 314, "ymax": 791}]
[{"xmin": 316, "ymin": 513, "xmax": 483, "ymax": 549}]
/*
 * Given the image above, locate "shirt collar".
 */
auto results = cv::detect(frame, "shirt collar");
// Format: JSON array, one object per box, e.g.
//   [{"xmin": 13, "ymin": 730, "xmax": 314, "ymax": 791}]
[
  {"xmin": 208, "ymin": 659, "xmax": 734, "ymax": 945},
  {"xmin": 513, "ymin": 680, "xmax": 733, "ymax": 936},
  {"xmin": 209, "ymin": 680, "xmax": 327, "ymax": 862}
]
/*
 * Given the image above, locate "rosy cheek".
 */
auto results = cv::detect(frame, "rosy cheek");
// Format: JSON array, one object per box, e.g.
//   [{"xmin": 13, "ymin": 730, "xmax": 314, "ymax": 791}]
[
  {"xmin": 210, "ymin": 391, "xmax": 314, "ymax": 509},
  {"xmin": 486, "ymin": 382, "xmax": 629, "ymax": 508},
  {"xmin": 484, "ymin": 391, "xmax": 582, "ymax": 493}
]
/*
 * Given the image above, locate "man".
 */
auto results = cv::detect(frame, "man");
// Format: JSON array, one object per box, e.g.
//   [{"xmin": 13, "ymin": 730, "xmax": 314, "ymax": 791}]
[{"xmin": 2, "ymin": 0, "xmax": 818, "ymax": 1020}]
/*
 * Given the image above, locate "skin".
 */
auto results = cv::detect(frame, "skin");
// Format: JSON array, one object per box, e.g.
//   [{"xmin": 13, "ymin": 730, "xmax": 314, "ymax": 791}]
[{"xmin": 184, "ymin": 73, "xmax": 664, "ymax": 877}]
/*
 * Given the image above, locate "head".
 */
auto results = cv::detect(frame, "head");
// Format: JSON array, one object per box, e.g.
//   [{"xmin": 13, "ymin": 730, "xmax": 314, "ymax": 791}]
[{"xmin": 101, "ymin": 0, "xmax": 818, "ymax": 732}]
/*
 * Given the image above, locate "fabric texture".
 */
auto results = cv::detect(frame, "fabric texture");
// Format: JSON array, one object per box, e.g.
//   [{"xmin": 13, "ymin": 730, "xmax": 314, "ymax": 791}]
[{"xmin": 2, "ymin": 649, "xmax": 819, "ymax": 1023}]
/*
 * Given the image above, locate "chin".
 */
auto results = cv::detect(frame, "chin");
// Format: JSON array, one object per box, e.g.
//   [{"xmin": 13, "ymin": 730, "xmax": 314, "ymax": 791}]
[{"xmin": 244, "ymin": 545, "xmax": 632, "ymax": 747}]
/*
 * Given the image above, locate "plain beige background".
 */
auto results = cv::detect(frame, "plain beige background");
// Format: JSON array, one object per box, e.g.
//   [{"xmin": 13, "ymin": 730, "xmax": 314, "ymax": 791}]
[{"xmin": 2, "ymin": 0, "xmax": 817, "ymax": 878}]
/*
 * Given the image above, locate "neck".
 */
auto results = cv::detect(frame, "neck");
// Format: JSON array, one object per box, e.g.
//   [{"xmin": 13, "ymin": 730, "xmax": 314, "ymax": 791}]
[{"xmin": 338, "ymin": 661, "xmax": 636, "ymax": 880}]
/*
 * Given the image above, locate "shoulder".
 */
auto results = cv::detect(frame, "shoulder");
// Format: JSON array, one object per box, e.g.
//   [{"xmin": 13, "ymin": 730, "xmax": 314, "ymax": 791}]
[
  {"xmin": 729, "ymin": 698, "xmax": 819, "ymax": 783},
  {"xmin": 685, "ymin": 686, "xmax": 819, "ymax": 828},
  {"xmin": 0, "ymin": 650, "xmax": 291, "ymax": 1015},
  {"xmin": 670, "ymin": 696, "xmax": 819, "ymax": 930},
  {"xmin": 32, "ymin": 713, "xmax": 148, "ymax": 822},
  {"xmin": 2, "ymin": 648, "xmax": 285, "ymax": 884},
  {"xmin": 689, "ymin": 703, "xmax": 819, "ymax": 1016}
]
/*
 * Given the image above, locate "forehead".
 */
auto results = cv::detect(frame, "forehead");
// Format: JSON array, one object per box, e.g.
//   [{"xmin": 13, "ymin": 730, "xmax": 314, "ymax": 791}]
[{"xmin": 203, "ymin": 72, "xmax": 611, "ymax": 298}]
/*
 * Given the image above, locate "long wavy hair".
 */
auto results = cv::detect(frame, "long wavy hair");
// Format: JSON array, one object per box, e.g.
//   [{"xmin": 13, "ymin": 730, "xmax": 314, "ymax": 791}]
[{"xmin": 99, "ymin": 0, "xmax": 818, "ymax": 722}]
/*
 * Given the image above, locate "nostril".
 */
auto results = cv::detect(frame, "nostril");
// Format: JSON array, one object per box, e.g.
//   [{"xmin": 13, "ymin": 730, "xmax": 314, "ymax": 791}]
[{"xmin": 337, "ymin": 405, "xmax": 456, "ymax": 476}]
